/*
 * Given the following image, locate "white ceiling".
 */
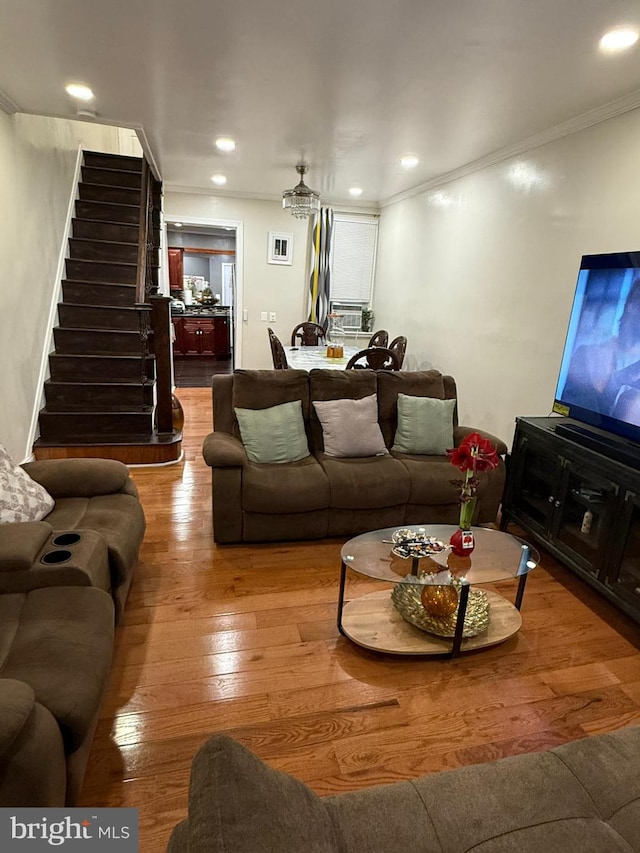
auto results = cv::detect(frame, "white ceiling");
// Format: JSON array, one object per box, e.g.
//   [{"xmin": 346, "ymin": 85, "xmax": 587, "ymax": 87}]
[{"xmin": 2, "ymin": 0, "xmax": 640, "ymax": 207}]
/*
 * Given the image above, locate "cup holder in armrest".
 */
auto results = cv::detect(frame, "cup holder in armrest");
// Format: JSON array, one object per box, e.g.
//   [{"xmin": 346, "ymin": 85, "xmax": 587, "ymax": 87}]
[
  {"xmin": 51, "ymin": 532, "xmax": 82, "ymax": 547},
  {"xmin": 41, "ymin": 550, "xmax": 73, "ymax": 565}
]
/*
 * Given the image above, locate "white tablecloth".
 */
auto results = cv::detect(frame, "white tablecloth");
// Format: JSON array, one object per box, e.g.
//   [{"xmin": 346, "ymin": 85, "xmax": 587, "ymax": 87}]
[{"xmin": 284, "ymin": 345, "xmax": 360, "ymax": 371}]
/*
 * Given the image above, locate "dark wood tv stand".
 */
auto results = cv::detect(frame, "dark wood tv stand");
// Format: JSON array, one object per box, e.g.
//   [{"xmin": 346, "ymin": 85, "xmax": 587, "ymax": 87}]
[{"xmin": 501, "ymin": 416, "xmax": 640, "ymax": 625}]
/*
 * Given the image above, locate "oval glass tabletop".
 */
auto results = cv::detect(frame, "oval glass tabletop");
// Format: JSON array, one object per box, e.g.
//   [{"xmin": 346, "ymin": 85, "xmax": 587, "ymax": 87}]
[{"xmin": 341, "ymin": 525, "xmax": 539, "ymax": 585}]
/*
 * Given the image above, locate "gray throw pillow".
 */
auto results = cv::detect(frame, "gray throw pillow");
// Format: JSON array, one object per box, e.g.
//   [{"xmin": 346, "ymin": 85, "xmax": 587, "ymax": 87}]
[
  {"xmin": 313, "ymin": 394, "xmax": 388, "ymax": 457},
  {"xmin": 234, "ymin": 400, "xmax": 310, "ymax": 463},
  {"xmin": 392, "ymin": 394, "xmax": 456, "ymax": 454}
]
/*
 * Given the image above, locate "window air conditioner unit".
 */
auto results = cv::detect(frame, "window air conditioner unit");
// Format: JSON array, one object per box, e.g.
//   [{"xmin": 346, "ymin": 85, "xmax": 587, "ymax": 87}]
[{"xmin": 330, "ymin": 302, "xmax": 364, "ymax": 332}]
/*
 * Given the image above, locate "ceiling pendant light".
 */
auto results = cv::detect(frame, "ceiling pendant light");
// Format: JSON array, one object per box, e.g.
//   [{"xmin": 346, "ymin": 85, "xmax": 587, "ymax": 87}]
[{"xmin": 282, "ymin": 163, "xmax": 321, "ymax": 218}]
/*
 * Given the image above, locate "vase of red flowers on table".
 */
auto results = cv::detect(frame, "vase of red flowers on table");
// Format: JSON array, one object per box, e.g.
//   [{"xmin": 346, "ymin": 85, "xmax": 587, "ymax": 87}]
[{"xmin": 447, "ymin": 432, "xmax": 500, "ymax": 556}]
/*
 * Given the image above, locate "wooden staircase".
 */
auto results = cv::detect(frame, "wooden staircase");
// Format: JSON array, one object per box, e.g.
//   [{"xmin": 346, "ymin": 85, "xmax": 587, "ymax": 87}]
[{"xmin": 33, "ymin": 151, "xmax": 181, "ymax": 464}]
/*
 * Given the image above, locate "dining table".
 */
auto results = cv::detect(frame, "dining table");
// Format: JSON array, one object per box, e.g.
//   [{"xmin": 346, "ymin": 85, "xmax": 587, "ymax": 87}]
[{"xmin": 284, "ymin": 345, "xmax": 360, "ymax": 371}]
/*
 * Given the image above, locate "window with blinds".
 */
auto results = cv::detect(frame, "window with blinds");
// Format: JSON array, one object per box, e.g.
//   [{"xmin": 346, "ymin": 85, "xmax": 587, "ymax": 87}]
[{"xmin": 330, "ymin": 215, "xmax": 378, "ymax": 308}]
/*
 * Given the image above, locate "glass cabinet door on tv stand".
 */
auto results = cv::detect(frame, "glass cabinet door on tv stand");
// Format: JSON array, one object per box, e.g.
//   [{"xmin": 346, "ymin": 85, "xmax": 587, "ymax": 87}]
[
  {"xmin": 502, "ymin": 416, "xmax": 640, "ymax": 625},
  {"xmin": 606, "ymin": 490, "xmax": 640, "ymax": 610}
]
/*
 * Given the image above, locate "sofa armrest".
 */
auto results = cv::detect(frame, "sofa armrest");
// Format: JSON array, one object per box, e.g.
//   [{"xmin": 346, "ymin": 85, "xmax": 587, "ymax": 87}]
[
  {"xmin": 21, "ymin": 458, "xmax": 132, "ymax": 498},
  {"xmin": 453, "ymin": 425, "xmax": 508, "ymax": 456},
  {"xmin": 202, "ymin": 432, "xmax": 248, "ymax": 468},
  {"xmin": 0, "ymin": 521, "xmax": 53, "ymax": 571}
]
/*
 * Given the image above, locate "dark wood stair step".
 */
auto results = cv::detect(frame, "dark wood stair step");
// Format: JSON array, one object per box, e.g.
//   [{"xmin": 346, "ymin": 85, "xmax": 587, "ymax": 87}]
[
  {"xmin": 81, "ymin": 166, "xmax": 142, "ymax": 189},
  {"xmin": 58, "ymin": 303, "xmax": 142, "ymax": 331},
  {"xmin": 38, "ymin": 409, "xmax": 154, "ymax": 440},
  {"xmin": 61, "ymin": 280, "xmax": 137, "ymax": 307},
  {"xmin": 48, "ymin": 353, "xmax": 155, "ymax": 383},
  {"xmin": 53, "ymin": 327, "xmax": 144, "ymax": 356},
  {"xmin": 83, "ymin": 151, "xmax": 143, "ymax": 173},
  {"xmin": 32, "ymin": 432, "xmax": 182, "ymax": 464},
  {"xmin": 65, "ymin": 258, "xmax": 137, "ymax": 285},
  {"xmin": 75, "ymin": 199, "xmax": 140, "ymax": 225},
  {"xmin": 44, "ymin": 380, "xmax": 154, "ymax": 411},
  {"xmin": 79, "ymin": 183, "xmax": 141, "ymax": 206},
  {"xmin": 72, "ymin": 219, "xmax": 139, "ymax": 243},
  {"xmin": 68, "ymin": 237, "xmax": 139, "ymax": 264}
]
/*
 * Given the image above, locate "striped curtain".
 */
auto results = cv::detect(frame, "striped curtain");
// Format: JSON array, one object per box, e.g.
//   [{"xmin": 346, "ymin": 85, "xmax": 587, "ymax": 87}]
[{"xmin": 307, "ymin": 207, "xmax": 333, "ymax": 328}]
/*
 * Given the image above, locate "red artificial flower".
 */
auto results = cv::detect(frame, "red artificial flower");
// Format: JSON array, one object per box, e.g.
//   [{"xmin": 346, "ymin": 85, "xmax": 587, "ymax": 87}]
[{"xmin": 447, "ymin": 432, "xmax": 500, "ymax": 501}]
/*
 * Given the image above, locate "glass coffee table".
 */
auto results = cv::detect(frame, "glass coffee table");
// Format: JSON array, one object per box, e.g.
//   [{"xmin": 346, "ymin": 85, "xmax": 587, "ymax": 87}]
[{"xmin": 338, "ymin": 524, "xmax": 539, "ymax": 657}]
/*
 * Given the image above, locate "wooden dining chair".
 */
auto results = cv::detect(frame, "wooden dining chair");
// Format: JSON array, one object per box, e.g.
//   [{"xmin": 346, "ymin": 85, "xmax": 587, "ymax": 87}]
[
  {"xmin": 290, "ymin": 322, "xmax": 326, "ymax": 346},
  {"xmin": 388, "ymin": 335, "xmax": 407, "ymax": 369},
  {"xmin": 346, "ymin": 346, "xmax": 400, "ymax": 370},
  {"xmin": 268, "ymin": 328, "xmax": 289, "ymax": 369},
  {"xmin": 368, "ymin": 329, "xmax": 389, "ymax": 348}
]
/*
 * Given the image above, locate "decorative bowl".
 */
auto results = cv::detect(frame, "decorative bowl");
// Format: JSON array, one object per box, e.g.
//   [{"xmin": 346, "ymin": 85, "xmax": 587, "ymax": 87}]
[
  {"xmin": 391, "ymin": 577, "xmax": 490, "ymax": 638},
  {"xmin": 389, "ymin": 528, "xmax": 449, "ymax": 560}
]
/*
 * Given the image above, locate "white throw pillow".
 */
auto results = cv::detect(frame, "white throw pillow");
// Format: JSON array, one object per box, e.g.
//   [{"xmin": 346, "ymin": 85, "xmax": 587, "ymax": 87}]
[
  {"xmin": 313, "ymin": 394, "xmax": 388, "ymax": 457},
  {"xmin": 0, "ymin": 444, "xmax": 55, "ymax": 523}
]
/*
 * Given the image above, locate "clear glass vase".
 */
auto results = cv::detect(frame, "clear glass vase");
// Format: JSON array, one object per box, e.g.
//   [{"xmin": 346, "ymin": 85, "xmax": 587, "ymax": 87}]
[{"xmin": 459, "ymin": 496, "xmax": 477, "ymax": 530}]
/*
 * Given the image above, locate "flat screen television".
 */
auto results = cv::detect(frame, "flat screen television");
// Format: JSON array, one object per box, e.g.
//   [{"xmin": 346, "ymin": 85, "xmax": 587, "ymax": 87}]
[{"xmin": 553, "ymin": 251, "xmax": 640, "ymax": 457}]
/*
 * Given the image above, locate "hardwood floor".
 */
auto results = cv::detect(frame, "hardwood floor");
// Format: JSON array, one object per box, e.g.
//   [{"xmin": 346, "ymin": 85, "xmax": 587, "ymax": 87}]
[
  {"xmin": 80, "ymin": 387, "xmax": 640, "ymax": 851},
  {"xmin": 173, "ymin": 356, "xmax": 233, "ymax": 387}
]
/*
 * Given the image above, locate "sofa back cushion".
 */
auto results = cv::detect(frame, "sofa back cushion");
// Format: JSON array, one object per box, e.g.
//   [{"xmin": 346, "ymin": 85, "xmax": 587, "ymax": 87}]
[
  {"xmin": 309, "ymin": 370, "xmax": 377, "ymax": 452},
  {"xmin": 227, "ymin": 370, "xmax": 311, "ymax": 441},
  {"xmin": 377, "ymin": 371, "xmax": 458, "ymax": 447}
]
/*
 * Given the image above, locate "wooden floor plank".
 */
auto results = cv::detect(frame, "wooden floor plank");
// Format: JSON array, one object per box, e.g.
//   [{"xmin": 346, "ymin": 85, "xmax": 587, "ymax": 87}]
[{"xmin": 79, "ymin": 387, "xmax": 640, "ymax": 852}]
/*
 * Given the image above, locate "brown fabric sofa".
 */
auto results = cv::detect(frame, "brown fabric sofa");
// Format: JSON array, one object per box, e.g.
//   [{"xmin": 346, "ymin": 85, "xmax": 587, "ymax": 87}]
[
  {"xmin": 203, "ymin": 369, "xmax": 507, "ymax": 543},
  {"xmin": 0, "ymin": 458, "xmax": 146, "ymax": 621},
  {"xmin": 167, "ymin": 726, "xmax": 640, "ymax": 852},
  {"xmin": 0, "ymin": 586, "xmax": 114, "ymax": 806}
]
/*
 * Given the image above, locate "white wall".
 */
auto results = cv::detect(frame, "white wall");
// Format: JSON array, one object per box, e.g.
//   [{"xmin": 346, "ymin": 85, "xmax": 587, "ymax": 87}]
[
  {"xmin": 375, "ymin": 108, "xmax": 640, "ymax": 448},
  {"xmin": 0, "ymin": 113, "xmax": 122, "ymax": 461},
  {"xmin": 164, "ymin": 192, "xmax": 311, "ymax": 367}
]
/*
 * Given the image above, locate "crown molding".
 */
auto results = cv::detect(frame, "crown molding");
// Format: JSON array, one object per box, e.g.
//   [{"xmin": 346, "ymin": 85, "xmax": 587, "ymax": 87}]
[
  {"xmin": 381, "ymin": 87, "xmax": 640, "ymax": 209},
  {"xmin": 0, "ymin": 88, "xmax": 20, "ymax": 114},
  {"xmin": 166, "ymin": 183, "xmax": 380, "ymax": 214}
]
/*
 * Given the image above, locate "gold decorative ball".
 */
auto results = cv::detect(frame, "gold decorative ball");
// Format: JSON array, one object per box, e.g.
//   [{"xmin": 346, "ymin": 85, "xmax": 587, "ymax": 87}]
[{"xmin": 421, "ymin": 584, "xmax": 459, "ymax": 617}]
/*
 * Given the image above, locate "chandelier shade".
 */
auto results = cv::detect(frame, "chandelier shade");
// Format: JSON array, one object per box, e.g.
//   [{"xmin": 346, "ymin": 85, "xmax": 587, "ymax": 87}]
[{"xmin": 282, "ymin": 163, "xmax": 321, "ymax": 219}]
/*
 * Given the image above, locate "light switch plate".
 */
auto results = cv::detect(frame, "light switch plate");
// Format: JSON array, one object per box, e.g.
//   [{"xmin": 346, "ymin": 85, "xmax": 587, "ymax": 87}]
[{"xmin": 260, "ymin": 311, "xmax": 268, "ymax": 321}]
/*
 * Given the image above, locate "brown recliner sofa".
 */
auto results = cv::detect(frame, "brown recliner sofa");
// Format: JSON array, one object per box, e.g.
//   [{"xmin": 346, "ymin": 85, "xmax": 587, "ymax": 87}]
[
  {"xmin": 203, "ymin": 369, "xmax": 507, "ymax": 544},
  {"xmin": 0, "ymin": 457, "xmax": 146, "ymax": 621},
  {"xmin": 0, "ymin": 458, "xmax": 145, "ymax": 807},
  {"xmin": 0, "ymin": 586, "xmax": 114, "ymax": 806},
  {"xmin": 167, "ymin": 726, "xmax": 640, "ymax": 852}
]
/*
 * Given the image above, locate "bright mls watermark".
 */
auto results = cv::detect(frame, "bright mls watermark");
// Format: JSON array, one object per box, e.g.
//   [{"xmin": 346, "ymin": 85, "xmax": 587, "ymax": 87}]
[{"xmin": 0, "ymin": 809, "xmax": 138, "ymax": 850}]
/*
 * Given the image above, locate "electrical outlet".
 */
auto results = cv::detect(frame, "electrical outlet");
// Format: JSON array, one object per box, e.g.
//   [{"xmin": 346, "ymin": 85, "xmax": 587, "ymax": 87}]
[
  {"xmin": 269, "ymin": 312, "xmax": 277, "ymax": 322},
  {"xmin": 260, "ymin": 311, "xmax": 268, "ymax": 321}
]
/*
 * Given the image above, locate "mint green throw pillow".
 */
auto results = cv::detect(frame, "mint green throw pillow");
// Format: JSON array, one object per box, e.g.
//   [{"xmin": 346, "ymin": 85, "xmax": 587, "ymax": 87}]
[
  {"xmin": 234, "ymin": 400, "xmax": 310, "ymax": 463},
  {"xmin": 392, "ymin": 394, "xmax": 456, "ymax": 455}
]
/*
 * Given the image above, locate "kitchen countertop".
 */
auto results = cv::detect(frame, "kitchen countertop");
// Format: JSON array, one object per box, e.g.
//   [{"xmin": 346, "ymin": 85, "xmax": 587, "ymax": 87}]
[{"xmin": 171, "ymin": 308, "xmax": 230, "ymax": 318}]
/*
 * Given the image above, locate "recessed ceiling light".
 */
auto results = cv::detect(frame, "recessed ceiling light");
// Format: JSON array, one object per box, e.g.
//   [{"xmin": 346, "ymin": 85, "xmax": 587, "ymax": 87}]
[
  {"xmin": 65, "ymin": 83, "xmax": 94, "ymax": 101},
  {"xmin": 599, "ymin": 27, "xmax": 639, "ymax": 52},
  {"xmin": 400, "ymin": 155, "xmax": 419, "ymax": 169},
  {"xmin": 215, "ymin": 137, "xmax": 236, "ymax": 152},
  {"xmin": 349, "ymin": 187, "xmax": 363, "ymax": 197},
  {"xmin": 211, "ymin": 174, "xmax": 227, "ymax": 185},
  {"xmin": 173, "ymin": 222, "xmax": 183, "ymax": 227}
]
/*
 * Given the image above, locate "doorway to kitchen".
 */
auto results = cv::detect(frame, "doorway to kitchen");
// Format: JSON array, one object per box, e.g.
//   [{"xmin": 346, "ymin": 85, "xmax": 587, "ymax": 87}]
[{"xmin": 165, "ymin": 217, "xmax": 243, "ymax": 388}]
